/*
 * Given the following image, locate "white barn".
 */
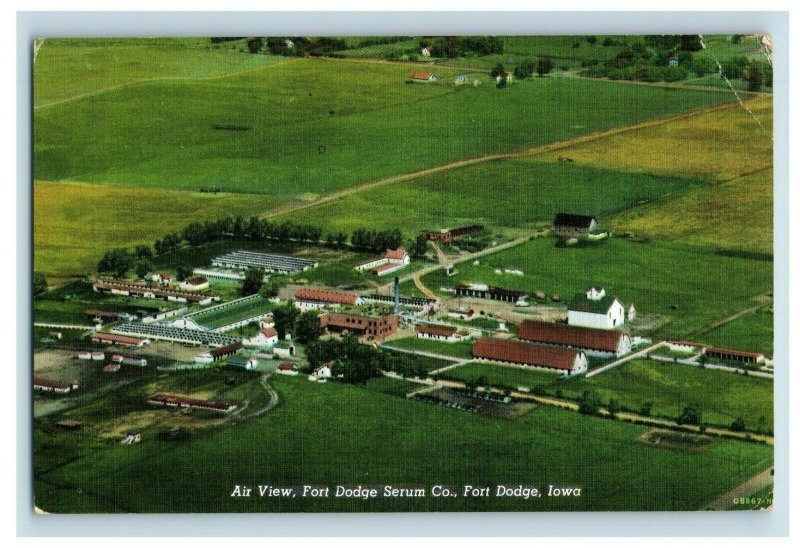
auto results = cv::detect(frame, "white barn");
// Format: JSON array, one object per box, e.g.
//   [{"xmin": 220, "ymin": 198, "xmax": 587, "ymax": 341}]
[{"xmin": 567, "ymin": 288, "xmax": 626, "ymax": 329}]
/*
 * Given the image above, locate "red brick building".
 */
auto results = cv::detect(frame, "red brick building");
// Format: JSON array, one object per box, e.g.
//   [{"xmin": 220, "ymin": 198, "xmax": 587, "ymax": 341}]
[{"xmin": 319, "ymin": 312, "xmax": 399, "ymax": 339}]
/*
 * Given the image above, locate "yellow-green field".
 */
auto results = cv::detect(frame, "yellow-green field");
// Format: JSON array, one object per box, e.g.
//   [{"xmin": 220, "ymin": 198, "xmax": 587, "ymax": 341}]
[
  {"xmin": 539, "ymin": 97, "xmax": 772, "ymax": 182},
  {"xmin": 34, "ymin": 181, "xmax": 276, "ymax": 277},
  {"xmin": 611, "ymin": 169, "xmax": 773, "ymax": 253}
]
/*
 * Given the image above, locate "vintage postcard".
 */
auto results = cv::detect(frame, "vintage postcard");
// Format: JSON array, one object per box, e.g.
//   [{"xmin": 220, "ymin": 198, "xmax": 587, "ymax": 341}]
[{"xmin": 32, "ymin": 35, "xmax": 774, "ymax": 513}]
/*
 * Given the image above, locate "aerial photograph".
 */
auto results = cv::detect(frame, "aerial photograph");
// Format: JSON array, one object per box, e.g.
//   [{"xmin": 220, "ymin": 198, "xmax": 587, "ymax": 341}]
[{"xmin": 32, "ymin": 34, "xmax": 774, "ymax": 513}]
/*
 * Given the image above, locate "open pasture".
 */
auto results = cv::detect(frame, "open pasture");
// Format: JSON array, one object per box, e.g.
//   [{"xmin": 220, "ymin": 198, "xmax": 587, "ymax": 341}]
[
  {"xmin": 420, "ymin": 237, "xmax": 772, "ymax": 339},
  {"xmin": 34, "ymin": 58, "xmax": 731, "ymax": 196},
  {"xmin": 33, "ymin": 375, "xmax": 772, "ymax": 513},
  {"xmin": 34, "ymin": 181, "xmax": 274, "ymax": 277},
  {"xmin": 562, "ymin": 359, "xmax": 773, "ymax": 429}
]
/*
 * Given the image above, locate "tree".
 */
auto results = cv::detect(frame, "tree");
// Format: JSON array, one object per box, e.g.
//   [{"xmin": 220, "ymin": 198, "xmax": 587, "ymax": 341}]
[
  {"xmin": 259, "ymin": 279, "xmax": 281, "ymax": 299},
  {"xmin": 536, "ymin": 57, "xmax": 554, "ymax": 76},
  {"xmin": 513, "ymin": 60, "xmax": 536, "ymax": 80},
  {"xmin": 408, "ymin": 235, "xmax": 429, "ymax": 259},
  {"xmin": 273, "ymin": 302, "xmax": 300, "ymax": 339},
  {"xmin": 294, "ymin": 311, "xmax": 322, "ymax": 344},
  {"xmin": 97, "ymin": 248, "xmax": 133, "ymax": 278},
  {"xmin": 246, "ymin": 37, "xmax": 264, "ymax": 53},
  {"xmin": 135, "ymin": 245, "xmax": 153, "ymax": 259},
  {"xmin": 577, "ymin": 390, "xmax": 602, "ymax": 416},
  {"xmin": 241, "ymin": 267, "xmax": 264, "ymax": 296},
  {"xmin": 489, "ymin": 63, "xmax": 505, "ymax": 78},
  {"xmin": 677, "ymin": 404, "xmax": 703, "ymax": 426},
  {"xmin": 175, "ymin": 264, "xmax": 192, "ymax": 282},
  {"xmin": 33, "ymin": 271, "xmax": 48, "ymax": 296},
  {"xmin": 135, "ymin": 259, "xmax": 153, "ymax": 280},
  {"xmin": 730, "ymin": 417, "xmax": 746, "ymax": 432},
  {"xmin": 690, "ymin": 55, "xmax": 716, "ymax": 77},
  {"xmin": 639, "ymin": 402, "xmax": 653, "ymax": 417},
  {"xmin": 743, "ymin": 60, "xmax": 764, "ymax": 91},
  {"xmin": 607, "ymin": 398, "xmax": 621, "ymax": 418}
]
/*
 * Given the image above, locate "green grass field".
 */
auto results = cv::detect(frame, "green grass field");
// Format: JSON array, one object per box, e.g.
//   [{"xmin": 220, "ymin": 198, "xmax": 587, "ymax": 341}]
[
  {"xmin": 434, "ymin": 361, "xmax": 566, "ymax": 390},
  {"xmin": 34, "ymin": 58, "xmax": 731, "ymax": 196},
  {"xmin": 384, "ymin": 337, "xmax": 475, "ymax": 359},
  {"xmin": 33, "ymin": 374, "xmax": 772, "ymax": 512},
  {"xmin": 419, "ymin": 237, "xmax": 772, "ymax": 339},
  {"xmin": 34, "ymin": 181, "xmax": 276, "ymax": 277},
  {"xmin": 282, "ymin": 159, "xmax": 704, "ymax": 235},
  {"xmin": 34, "ymin": 38, "xmax": 286, "ymax": 107},
  {"xmin": 698, "ymin": 308, "xmax": 774, "ymax": 356},
  {"xmin": 563, "ymin": 359, "xmax": 773, "ymax": 428},
  {"xmin": 187, "ymin": 296, "xmax": 273, "ymax": 330}
]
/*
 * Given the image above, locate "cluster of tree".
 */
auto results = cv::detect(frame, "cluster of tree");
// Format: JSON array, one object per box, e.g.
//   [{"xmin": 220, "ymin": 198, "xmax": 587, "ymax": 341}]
[
  {"xmin": 408, "ymin": 235, "xmax": 429, "ymax": 259},
  {"xmin": 241, "ymin": 267, "xmax": 264, "ymax": 296},
  {"xmin": 577, "ymin": 389, "xmax": 603, "ymax": 416},
  {"xmin": 419, "ymin": 36, "xmax": 503, "ymax": 58},
  {"xmin": 264, "ymin": 36, "xmax": 347, "ymax": 57},
  {"xmin": 580, "ymin": 35, "xmax": 771, "ymax": 90},
  {"xmin": 97, "ymin": 248, "xmax": 135, "ymax": 278},
  {"xmin": 271, "ymin": 302, "xmax": 322, "ymax": 344},
  {"xmin": 154, "ymin": 232, "xmax": 181, "ymax": 255},
  {"xmin": 304, "ymin": 334, "xmax": 387, "ymax": 384},
  {"xmin": 350, "ymin": 228, "xmax": 404, "ymax": 253},
  {"xmin": 676, "ymin": 404, "xmax": 703, "ymax": 426}
]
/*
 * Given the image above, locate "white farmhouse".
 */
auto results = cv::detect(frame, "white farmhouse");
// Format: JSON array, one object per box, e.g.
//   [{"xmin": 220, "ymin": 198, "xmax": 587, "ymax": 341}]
[
  {"xmin": 243, "ymin": 327, "xmax": 279, "ymax": 348},
  {"xmin": 567, "ymin": 287, "xmax": 626, "ymax": 329},
  {"xmin": 315, "ymin": 362, "xmax": 334, "ymax": 379}
]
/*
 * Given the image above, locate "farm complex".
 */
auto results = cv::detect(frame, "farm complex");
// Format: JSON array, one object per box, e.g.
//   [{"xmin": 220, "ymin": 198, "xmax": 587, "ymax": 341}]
[{"xmin": 33, "ymin": 35, "xmax": 774, "ymax": 514}]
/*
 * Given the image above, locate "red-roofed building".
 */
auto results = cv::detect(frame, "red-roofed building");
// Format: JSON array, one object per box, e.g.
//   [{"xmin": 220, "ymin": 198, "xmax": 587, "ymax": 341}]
[
  {"xmin": 703, "ymin": 347, "xmax": 767, "ymax": 364},
  {"xmin": 92, "ymin": 332, "xmax": 150, "ymax": 347},
  {"xmin": 355, "ymin": 247, "xmax": 410, "ymax": 277},
  {"xmin": 320, "ymin": 312, "xmax": 399, "ymax": 340},
  {"xmin": 415, "ymin": 324, "xmax": 467, "ymax": 342},
  {"xmin": 34, "ymin": 378, "xmax": 78, "ymax": 393},
  {"xmin": 244, "ymin": 326, "xmax": 279, "ymax": 347},
  {"xmin": 275, "ymin": 362, "xmax": 299, "ymax": 376},
  {"xmin": 471, "ymin": 338, "xmax": 587, "ymax": 375},
  {"xmin": 294, "ymin": 287, "xmax": 361, "ymax": 311},
  {"xmin": 517, "ymin": 320, "xmax": 631, "ymax": 357},
  {"xmin": 195, "ymin": 342, "xmax": 243, "ymax": 364},
  {"xmin": 411, "ymin": 72, "xmax": 436, "ymax": 82}
]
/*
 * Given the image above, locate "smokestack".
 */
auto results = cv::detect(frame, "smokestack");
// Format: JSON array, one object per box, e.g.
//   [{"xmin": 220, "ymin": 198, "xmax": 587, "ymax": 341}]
[{"xmin": 393, "ymin": 276, "xmax": 400, "ymax": 314}]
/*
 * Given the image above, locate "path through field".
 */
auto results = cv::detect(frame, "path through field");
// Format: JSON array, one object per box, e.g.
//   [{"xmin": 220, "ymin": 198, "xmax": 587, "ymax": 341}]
[
  {"xmin": 690, "ymin": 297, "xmax": 772, "ymax": 338},
  {"xmin": 704, "ymin": 467, "xmax": 774, "ymax": 510},
  {"xmin": 260, "ymin": 99, "xmax": 749, "ymax": 222}
]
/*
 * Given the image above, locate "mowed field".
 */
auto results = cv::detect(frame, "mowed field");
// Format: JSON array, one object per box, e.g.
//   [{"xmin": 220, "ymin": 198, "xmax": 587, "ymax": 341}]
[
  {"xmin": 419, "ymin": 237, "xmax": 772, "ymax": 339},
  {"xmin": 34, "ymin": 181, "xmax": 274, "ymax": 276},
  {"xmin": 34, "ymin": 374, "xmax": 772, "ymax": 513}
]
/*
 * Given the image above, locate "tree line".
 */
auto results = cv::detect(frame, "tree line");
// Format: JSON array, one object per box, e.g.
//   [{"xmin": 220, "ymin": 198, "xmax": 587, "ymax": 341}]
[{"xmin": 96, "ymin": 215, "xmax": 430, "ymax": 278}]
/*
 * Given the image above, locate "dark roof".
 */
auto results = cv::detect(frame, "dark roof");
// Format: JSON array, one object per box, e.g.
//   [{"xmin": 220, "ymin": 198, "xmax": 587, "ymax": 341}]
[
  {"xmin": 209, "ymin": 342, "xmax": 243, "ymax": 358},
  {"xmin": 517, "ymin": 320, "xmax": 626, "ymax": 353},
  {"xmin": 471, "ymin": 338, "xmax": 581, "ymax": 371},
  {"xmin": 705, "ymin": 347, "xmax": 765, "ymax": 359},
  {"xmin": 416, "ymin": 324, "xmax": 458, "ymax": 337},
  {"xmin": 34, "ymin": 378, "xmax": 73, "ymax": 390},
  {"xmin": 553, "ymin": 213, "xmax": 597, "ymax": 228},
  {"xmin": 569, "ymin": 293, "xmax": 619, "ymax": 314}
]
